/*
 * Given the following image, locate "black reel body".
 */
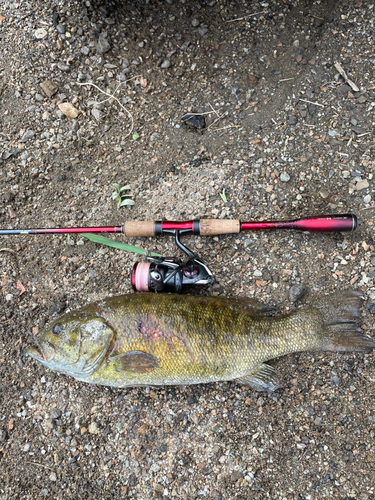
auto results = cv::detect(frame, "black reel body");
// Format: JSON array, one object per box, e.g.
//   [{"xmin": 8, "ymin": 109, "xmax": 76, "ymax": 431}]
[{"xmin": 131, "ymin": 231, "xmax": 213, "ymax": 293}]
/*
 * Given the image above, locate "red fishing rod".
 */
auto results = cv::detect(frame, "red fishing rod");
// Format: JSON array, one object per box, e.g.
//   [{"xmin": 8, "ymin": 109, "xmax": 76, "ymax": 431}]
[
  {"xmin": 0, "ymin": 213, "xmax": 357, "ymax": 236},
  {"xmin": 0, "ymin": 214, "xmax": 357, "ymax": 294}
]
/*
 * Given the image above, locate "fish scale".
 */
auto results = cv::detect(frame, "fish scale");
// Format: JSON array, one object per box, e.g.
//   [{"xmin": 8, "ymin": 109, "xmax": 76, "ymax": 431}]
[{"xmin": 27, "ymin": 291, "xmax": 374, "ymax": 390}]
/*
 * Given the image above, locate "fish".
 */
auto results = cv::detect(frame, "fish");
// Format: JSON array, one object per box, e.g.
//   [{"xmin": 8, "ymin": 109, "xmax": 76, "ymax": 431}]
[{"xmin": 26, "ymin": 290, "xmax": 374, "ymax": 390}]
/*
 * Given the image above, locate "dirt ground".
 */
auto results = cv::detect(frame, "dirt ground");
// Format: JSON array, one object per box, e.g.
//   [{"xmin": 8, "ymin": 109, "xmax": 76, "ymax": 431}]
[{"xmin": 0, "ymin": 0, "xmax": 375, "ymax": 498}]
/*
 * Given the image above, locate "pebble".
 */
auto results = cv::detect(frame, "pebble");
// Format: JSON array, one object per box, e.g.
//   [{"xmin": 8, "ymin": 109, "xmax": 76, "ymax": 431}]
[
  {"xmin": 97, "ymin": 32, "xmax": 111, "ymax": 54},
  {"xmin": 331, "ymin": 374, "xmax": 340, "ymax": 386},
  {"xmin": 34, "ymin": 28, "xmax": 47, "ymax": 39},
  {"xmin": 365, "ymin": 303, "xmax": 375, "ymax": 314},
  {"xmin": 56, "ymin": 24, "xmax": 65, "ymax": 34},
  {"xmin": 191, "ymin": 19, "xmax": 200, "ymax": 27},
  {"xmin": 182, "ymin": 113, "xmax": 206, "ymax": 130},
  {"xmin": 57, "ymin": 62, "xmax": 70, "ymax": 72},
  {"xmin": 289, "ymin": 284, "xmax": 307, "ymax": 302},
  {"xmin": 364, "ymin": 195, "xmax": 371, "ymax": 203},
  {"xmin": 88, "ymin": 422, "xmax": 99, "ymax": 434},
  {"xmin": 40, "ymin": 80, "xmax": 58, "ymax": 98},
  {"xmin": 50, "ymin": 409, "xmax": 62, "ymax": 419},
  {"xmin": 280, "ymin": 173, "xmax": 290, "ymax": 182},
  {"xmin": 198, "ymin": 26, "xmax": 209, "ymax": 36},
  {"xmin": 161, "ymin": 60, "xmax": 171, "ymax": 69},
  {"xmin": 58, "ymin": 102, "xmax": 79, "ymax": 118},
  {"xmin": 21, "ymin": 130, "xmax": 35, "ymax": 143},
  {"xmin": 288, "ymin": 116, "xmax": 298, "ymax": 126}
]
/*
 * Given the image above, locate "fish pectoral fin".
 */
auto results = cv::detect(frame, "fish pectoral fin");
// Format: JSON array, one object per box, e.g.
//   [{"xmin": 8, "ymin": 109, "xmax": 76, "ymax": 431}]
[
  {"xmin": 110, "ymin": 350, "xmax": 160, "ymax": 374},
  {"xmin": 236, "ymin": 364, "xmax": 281, "ymax": 392}
]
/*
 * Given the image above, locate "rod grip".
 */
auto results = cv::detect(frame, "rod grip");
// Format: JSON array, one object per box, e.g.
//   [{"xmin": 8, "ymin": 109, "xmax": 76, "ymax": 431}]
[
  {"xmin": 199, "ymin": 219, "xmax": 240, "ymax": 235},
  {"xmin": 123, "ymin": 221, "xmax": 155, "ymax": 237}
]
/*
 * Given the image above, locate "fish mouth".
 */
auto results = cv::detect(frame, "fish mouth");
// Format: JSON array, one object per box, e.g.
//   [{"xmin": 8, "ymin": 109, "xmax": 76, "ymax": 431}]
[
  {"xmin": 27, "ymin": 342, "xmax": 55, "ymax": 363},
  {"xmin": 26, "ymin": 346, "xmax": 44, "ymax": 361}
]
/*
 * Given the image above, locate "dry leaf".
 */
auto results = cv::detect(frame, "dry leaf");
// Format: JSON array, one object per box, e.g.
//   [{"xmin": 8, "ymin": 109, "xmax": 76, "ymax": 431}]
[{"xmin": 17, "ymin": 280, "xmax": 26, "ymax": 296}]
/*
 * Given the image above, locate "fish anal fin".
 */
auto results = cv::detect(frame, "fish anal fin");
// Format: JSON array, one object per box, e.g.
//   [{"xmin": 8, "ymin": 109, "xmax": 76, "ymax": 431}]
[
  {"xmin": 111, "ymin": 350, "xmax": 160, "ymax": 374},
  {"xmin": 236, "ymin": 364, "xmax": 281, "ymax": 392}
]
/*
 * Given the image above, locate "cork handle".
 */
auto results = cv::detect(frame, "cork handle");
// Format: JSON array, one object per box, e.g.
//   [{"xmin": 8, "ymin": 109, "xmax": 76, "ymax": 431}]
[
  {"xmin": 199, "ymin": 219, "xmax": 240, "ymax": 235},
  {"xmin": 123, "ymin": 221, "xmax": 155, "ymax": 237}
]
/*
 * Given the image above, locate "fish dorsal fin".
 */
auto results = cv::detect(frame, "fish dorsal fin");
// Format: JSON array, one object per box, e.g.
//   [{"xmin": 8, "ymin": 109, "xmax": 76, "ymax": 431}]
[
  {"xmin": 224, "ymin": 297, "xmax": 277, "ymax": 317},
  {"xmin": 236, "ymin": 363, "xmax": 281, "ymax": 391},
  {"xmin": 110, "ymin": 350, "xmax": 160, "ymax": 374}
]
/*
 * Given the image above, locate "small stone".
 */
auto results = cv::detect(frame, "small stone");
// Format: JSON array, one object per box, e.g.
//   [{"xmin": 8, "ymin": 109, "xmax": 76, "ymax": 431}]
[
  {"xmin": 191, "ymin": 19, "xmax": 200, "ymax": 27},
  {"xmin": 0, "ymin": 430, "xmax": 6, "ymax": 442},
  {"xmin": 370, "ymin": 57, "xmax": 375, "ymax": 66},
  {"xmin": 366, "ymin": 303, "xmax": 375, "ymax": 314},
  {"xmin": 56, "ymin": 24, "xmax": 65, "ymax": 34},
  {"xmin": 293, "ymin": 40, "xmax": 300, "ymax": 47},
  {"xmin": 248, "ymin": 74, "xmax": 259, "ymax": 88},
  {"xmin": 319, "ymin": 188, "xmax": 330, "ymax": 199},
  {"xmin": 328, "ymin": 129, "xmax": 340, "ymax": 137},
  {"xmin": 364, "ymin": 195, "xmax": 371, "ymax": 204},
  {"xmin": 182, "ymin": 113, "xmax": 206, "ymax": 130},
  {"xmin": 35, "ymin": 93, "xmax": 44, "ymax": 102},
  {"xmin": 57, "ymin": 39, "xmax": 64, "ymax": 51},
  {"xmin": 351, "ymin": 125, "xmax": 367, "ymax": 135},
  {"xmin": 289, "ymin": 284, "xmax": 307, "ymax": 302},
  {"xmin": 50, "ymin": 409, "xmax": 62, "ymax": 420},
  {"xmin": 331, "ymin": 374, "xmax": 340, "ymax": 386},
  {"xmin": 81, "ymin": 46, "xmax": 90, "ymax": 56},
  {"xmin": 58, "ymin": 102, "xmax": 79, "ymax": 118},
  {"xmin": 280, "ymin": 172, "xmax": 290, "ymax": 182},
  {"xmin": 253, "ymin": 270, "xmax": 262, "ymax": 277},
  {"xmin": 88, "ymin": 422, "xmax": 99, "ymax": 434},
  {"xmin": 161, "ymin": 60, "xmax": 171, "ymax": 69},
  {"xmin": 34, "ymin": 28, "xmax": 48, "ymax": 39},
  {"xmin": 57, "ymin": 62, "xmax": 70, "ymax": 72},
  {"xmin": 198, "ymin": 26, "xmax": 209, "ymax": 36},
  {"xmin": 97, "ymin": 32, "xmax": 111, "ymax": 54},
  {"xmin": 355, "ymin": 179, "xmax": 369, "ymax": 191},
  {"xmin": 49, "ymin": 473, "xmax": 57, "ymax": 482},
  {"xmin": 23, "ymin": 443, "xmax": 30, "ymax": 452},
  {"xmin": 21, "ymin": 130, "xmax": 35, "ymax": 143},
  {"xmin": 288, "ymin": 116, "xmax": 298, "ymax": 126}
]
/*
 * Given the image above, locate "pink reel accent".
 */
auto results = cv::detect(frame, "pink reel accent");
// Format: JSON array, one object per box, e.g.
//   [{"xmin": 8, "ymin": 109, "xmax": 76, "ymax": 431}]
[{"xmin": 132, "ymin": 262, "xmax": 150, "ymax": 292}]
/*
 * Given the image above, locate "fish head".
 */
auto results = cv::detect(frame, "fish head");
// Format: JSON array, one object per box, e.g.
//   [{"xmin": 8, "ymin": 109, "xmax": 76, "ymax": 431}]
[{"xmin": 27, "ymin": 312, "xmax": 114, "ymax": 378}]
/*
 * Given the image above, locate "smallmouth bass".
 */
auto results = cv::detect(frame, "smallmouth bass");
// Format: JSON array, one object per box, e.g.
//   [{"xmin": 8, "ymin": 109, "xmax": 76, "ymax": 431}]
[{"xmin": 27, "ymin": 291, "xmax": 374, "ymax": 390}]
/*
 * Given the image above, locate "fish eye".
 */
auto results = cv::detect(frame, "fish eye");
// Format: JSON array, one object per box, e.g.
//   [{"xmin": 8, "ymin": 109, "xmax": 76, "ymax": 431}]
[{"xmin": 52, "ymin": 325, "xmax": 62, "ymax": 335}]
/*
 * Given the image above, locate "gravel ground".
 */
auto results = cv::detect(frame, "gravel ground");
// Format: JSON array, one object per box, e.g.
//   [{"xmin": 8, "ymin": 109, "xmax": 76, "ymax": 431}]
[{"xmin": 1, "ymin": 0, "xmax": 375, "ymax": 498}]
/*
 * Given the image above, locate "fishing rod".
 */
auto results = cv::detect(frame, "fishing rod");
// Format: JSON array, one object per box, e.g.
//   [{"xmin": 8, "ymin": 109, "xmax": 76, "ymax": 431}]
[{"xmin": 1, "ymin": 214, "xmax": 357, "ymax": 293}]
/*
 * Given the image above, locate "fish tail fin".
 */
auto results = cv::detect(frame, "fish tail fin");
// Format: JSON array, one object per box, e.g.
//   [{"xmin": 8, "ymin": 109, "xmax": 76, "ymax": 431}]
[{"xmin": 315, "ymin": 290, "xmax": 374, "ymax": 352}]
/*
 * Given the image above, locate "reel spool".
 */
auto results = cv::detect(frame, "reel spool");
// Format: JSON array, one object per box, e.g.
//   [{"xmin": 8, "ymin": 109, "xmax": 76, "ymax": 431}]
[{"xmin": 131, "ymin": 231, "xmax": 213, "ymax": 293}]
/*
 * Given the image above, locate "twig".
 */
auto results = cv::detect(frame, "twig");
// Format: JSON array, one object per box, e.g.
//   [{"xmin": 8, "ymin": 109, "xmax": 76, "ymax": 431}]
[
  {"xmin": 181, "ymin": 111, "xmax": 217, "ymax": 118},
  {"xmin": 25, "ymin": 462, "xmax": 54, "ymax": 471},
  {"xmin": 0, "ymin": 248, "xmax": 16, "ymax": 254},
  {"xmin": 77, "ymin": 76, "xmax": 141, "ymax": 139},
  {"xmin": 279, "ymin": 78, "xmax": 294, "ymax": 82},
  {"xmin": 337, "ymin": 152, "xmax": 349, "ymax": 157},
  {"xmin": 299, "ymin": 99, "xmax": 325, "ymax": 108},
  {"xmin": 357, "ymin": 132, "xmax": 371, "ymax": 138},
  {"xmin": 334, "ymin": 61, "xmax": 359, "ymax": 92},
  {"xmin": 226, "ymin": 10, "xmax": 266, "ymax": 23},
  {"xmin": 208, "ymin": 102, "xmax": 220, "ymax": 118},
  {"xmin": 206, "ymin": 110, "xmax": 228, "ymax": 130}
]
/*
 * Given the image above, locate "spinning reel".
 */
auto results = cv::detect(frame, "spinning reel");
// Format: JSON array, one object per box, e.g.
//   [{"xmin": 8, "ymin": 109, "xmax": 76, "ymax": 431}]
[{"xmin": 131, "ymin": 230, "xmax": 213, "ymax": 293}]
